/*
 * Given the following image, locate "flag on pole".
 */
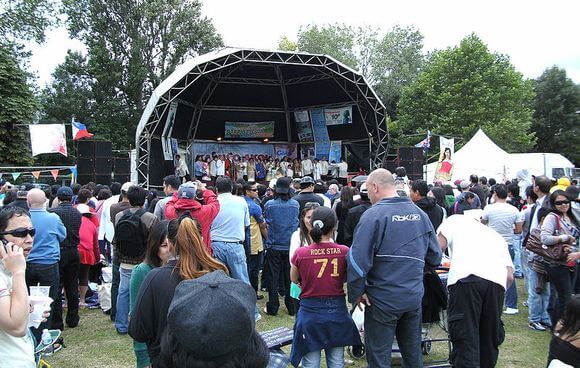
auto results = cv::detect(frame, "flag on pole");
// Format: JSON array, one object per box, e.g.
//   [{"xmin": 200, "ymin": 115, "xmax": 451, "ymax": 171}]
[
  {"xmin": 50, "ymin": 169, "xmax": 59, "ymax": 181},
  {"xmin": 414, "ymin": 130, "xmax": 432, "ymax": 154},
  {"xmin": 31, "ymin": 171, "xmax": 41, "ymax": 179},
  {"xmin": 72, "ymin": 120, "xmax": 94, "ymax": 140},
  {"xmin": 29, "ymin": 124, "xmax": 68, "ymax": 156}
]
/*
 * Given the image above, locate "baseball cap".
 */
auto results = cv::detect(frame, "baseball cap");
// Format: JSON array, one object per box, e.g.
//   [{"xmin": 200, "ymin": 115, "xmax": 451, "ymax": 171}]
[
  {"xmin": 360, "ymin": 182, "xmax": 368, "ymax": 194},
  {"xmin": 177, "ymin": 186, "xmax": 196, "ymax": 200},
  {"xmin": 167, "ymin": 270, "xmax": 255, "ymax": 359},
  {"xmin": 275, "ymin": 177, "xmax": 292, "ymax": 194},
  {"xmin": 121, "ymin": 182, "xmax": 135, "ymax": 193},
  {"xmin": 56, "ymin": 186, "xmax": 73, "ymax": 197},
  {"xmin": 268, "ymin": 179, "xmax": 277, "ymax": 190},
  {"xmin": 460, "ymin": 180, "xmax": 470, "ymax": 189},
  {"xmin": 300, "ymin": 176, "xmax": 315, "ymax": 185}
]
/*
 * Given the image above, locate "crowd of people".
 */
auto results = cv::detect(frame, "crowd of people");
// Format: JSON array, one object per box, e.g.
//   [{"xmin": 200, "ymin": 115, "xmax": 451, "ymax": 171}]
[{"xmin": 0, "ymin": 163, "xmax": 578, "ymax": 367}]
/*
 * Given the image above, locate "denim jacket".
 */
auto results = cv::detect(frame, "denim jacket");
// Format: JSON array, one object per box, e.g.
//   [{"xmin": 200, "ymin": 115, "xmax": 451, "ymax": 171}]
[{"xmin": 264, "ymin": 198, "xmax": 300, "ymax": 251}]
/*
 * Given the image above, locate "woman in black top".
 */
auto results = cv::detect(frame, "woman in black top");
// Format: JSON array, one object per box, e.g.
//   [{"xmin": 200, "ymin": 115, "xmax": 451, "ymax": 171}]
[
  {"xmin": 547, "ymin": 295, "xmax": 580, "ymax": 367},
  {"xmin": 335, "ymin": 186, "xmax": 356, "ymax": 244}
]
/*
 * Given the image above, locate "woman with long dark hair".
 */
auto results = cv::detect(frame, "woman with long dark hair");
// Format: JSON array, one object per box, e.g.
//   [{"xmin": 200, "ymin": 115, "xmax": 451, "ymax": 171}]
[
  {"xmin": 428, "ymin": 186, "xmax": 449, "ymax": 217},
  {"xmin": 335, "ymin": 186, "xmax": 356, "ymax": 244},
  {"xmin": 541, "ymin": 190, "xmax": 579, "ymax": 327},
  {"xmin": 546, "ymin": 295, "xmax": 580, "ymax": 366},
  {"xmin": 129, "ymin": 215, "xmax": 228, "ymax": 367},
  {"xmin": 290, "ymin": 207, "xmax": 361, "ymax": 367}
]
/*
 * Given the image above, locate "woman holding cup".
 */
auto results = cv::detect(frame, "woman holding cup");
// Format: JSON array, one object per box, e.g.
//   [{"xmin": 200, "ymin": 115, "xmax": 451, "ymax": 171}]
[{"xmin": 0, "ymin": 206, "xmax": 36, "ymax": 367}]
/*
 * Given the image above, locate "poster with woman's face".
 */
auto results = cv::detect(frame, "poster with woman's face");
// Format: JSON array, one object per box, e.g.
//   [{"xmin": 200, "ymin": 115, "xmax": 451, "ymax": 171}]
[{"xmin": 434, "ymin": 137, "xmax": 454, "ymax": 182}]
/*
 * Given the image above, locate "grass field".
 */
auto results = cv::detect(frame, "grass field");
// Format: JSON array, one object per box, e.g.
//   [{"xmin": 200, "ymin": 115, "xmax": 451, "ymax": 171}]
[{"xmin": 44, "ymin": 281, "xmax": 551, "ymax": 368}]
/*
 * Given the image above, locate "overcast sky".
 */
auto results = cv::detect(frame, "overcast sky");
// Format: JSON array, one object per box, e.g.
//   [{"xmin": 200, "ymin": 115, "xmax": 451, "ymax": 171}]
[{"xmin": 29, "ymin": 0, "xmax": 580, "ymax": 87}]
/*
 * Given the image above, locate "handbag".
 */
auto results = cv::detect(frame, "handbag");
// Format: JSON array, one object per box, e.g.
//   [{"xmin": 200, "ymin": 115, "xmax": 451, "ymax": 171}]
[{"xmin": 525, "ymin": 215, "xmax": 568, "ymax": 262}]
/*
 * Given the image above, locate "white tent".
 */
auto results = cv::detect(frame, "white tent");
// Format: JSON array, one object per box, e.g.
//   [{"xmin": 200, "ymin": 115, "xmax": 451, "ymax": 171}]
[
  {"xmin": 506, "ymin": 153, "xmax": 575, "ymax": 179},
  {"xmin": 425, "ymin": 129, "xmax": 510, "ymax": 182}
]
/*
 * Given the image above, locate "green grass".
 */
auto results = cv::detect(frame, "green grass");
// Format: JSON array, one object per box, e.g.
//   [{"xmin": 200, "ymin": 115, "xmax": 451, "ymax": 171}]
[{"xmin": 45, "ymin": 281, "xmax": 551, "ymax": 367}]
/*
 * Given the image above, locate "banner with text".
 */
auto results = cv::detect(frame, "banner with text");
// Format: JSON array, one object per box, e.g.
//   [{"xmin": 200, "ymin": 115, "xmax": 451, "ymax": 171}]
[
  {"xmin": 224, "ymin": 121, "xmax": 274, "ymax": 139},
  {"xmin": 274, "ymin": 143, "xmax": 298, "ymax": 159},
  {"xmin": 324, "ymin": 106, "xmax": 353, "ymax": 126},
  {"xmin": 192, "ymin": 143, "xmax": 274, "ymax": 158},
  {"xmin": 310, "ymin": 108, "xmax": 331, "ymax": 159},
  {"xmin": 329, "ymin": 141, "xmax": 342, "ymax": 163},
  {"xmin": 29, "ymin": 124, "xmax": 68, "ymax": 157},
  {"xmin": 294, "ymin": 110, "xmax": 313, "ymax": 142}
]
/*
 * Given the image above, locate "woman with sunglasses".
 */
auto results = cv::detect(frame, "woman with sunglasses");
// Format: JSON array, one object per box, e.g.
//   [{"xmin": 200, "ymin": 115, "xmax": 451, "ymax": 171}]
[
  {"xmin": 129, "ymin": 214, "xmax": 228, "ymax": 367},
  {"xmin": 0, "ymin": 207, "xmax": 36, "ymax": 367},
  {"xmin": 541, "ymin": 189, "xmax": 579, "ymax": 327},
  {"xmin": 129, "ymin": 220, "xmax": 172, "ymax": 368}
]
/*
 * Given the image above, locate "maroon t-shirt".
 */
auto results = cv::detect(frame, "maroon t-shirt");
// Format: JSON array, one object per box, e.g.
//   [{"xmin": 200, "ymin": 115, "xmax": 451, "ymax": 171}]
[{"xmin": 291, "ymin": 242, "xmax": 350, "ymax": 299}]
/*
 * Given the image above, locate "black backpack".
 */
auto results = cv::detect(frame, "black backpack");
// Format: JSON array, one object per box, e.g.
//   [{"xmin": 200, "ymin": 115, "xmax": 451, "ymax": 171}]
[{"xmin": 115, "ymin": 209, "xmax": 147, "ymax": 258}]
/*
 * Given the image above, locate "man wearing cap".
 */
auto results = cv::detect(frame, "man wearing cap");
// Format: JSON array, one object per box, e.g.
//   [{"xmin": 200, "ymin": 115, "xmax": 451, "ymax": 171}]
[
  {"xmin": 347, "ymin": 169, "xmax": 442, "ymax": 367},
  {"xmin": 243, "ymin": 182, "xmax": 267, "ymax": 298},
  {"xmin": 26, "ymin": 188, "xmax": 66, "ymax": 339},
  {"xmin": 153, "ymin": 175, "xmax": 180, "ymax": 220},
  {"xmin": 49, "ymin": 186, "xmax": 83, "ymax": 330},
  {"xmin": 344, "ymin": 182, "xmax": 372, "ymax": 247},
  {"xmin": 263, "ymin": 177, "xmax": 300, "ymax": 316},
  {"xmin": 6, "ymin": 189, "xmax": 29, "ymax": 211},
  {"xmin": 292, "ymin": 176, "xmax": 324, "ymax": 215},
  {"xmin": 452, "ymin": 180, "xmax": 481, "ymax": 214}
]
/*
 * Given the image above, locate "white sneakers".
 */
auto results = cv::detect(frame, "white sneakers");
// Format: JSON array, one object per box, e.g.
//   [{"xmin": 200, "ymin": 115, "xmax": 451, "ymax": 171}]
[{"xmin": 503, "ymin": 307, "xmax": 519, "ymax": 315}]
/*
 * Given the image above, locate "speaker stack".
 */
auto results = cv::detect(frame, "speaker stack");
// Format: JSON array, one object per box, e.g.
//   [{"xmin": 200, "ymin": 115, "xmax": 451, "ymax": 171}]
[
  {"xmin": 383, "ymin": 147, "xmax": 424, "ymax": 180},
  {"xmin": 77, "ymin": 140, "xmax": 113, "ymax": 185}
]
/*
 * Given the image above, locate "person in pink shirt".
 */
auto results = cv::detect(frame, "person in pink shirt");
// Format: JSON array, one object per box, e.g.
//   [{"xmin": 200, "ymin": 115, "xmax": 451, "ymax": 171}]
[{"xmin": 76, "ymin": 204, "xmax": 99, "ymax": 306}]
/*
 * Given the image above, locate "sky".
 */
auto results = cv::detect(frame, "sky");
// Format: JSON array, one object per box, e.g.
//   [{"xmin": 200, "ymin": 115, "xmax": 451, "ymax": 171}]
[{"xmin": 29, "ymin": 0, "xmax": 580, "ymax": 87}]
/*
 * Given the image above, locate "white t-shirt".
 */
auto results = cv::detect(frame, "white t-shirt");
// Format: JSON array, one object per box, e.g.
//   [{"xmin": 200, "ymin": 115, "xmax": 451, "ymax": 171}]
[
  {"xmin": 438, "ymin": 215, "xmax": 513, "ymax": 290},
  {"xmin": 338, "ymin": 162, "xmax": 348, "ymax": 178},
  {"xmin": 481, "ymin": 202, "xmax": 521, "ymax": 244},
  {"xmin": 216, "ymin": 159, "xmax": 225, "ymax": 176},
  {"xmin": 0, "ymin": 266, "xmax": 36, "ymax": 367},
  {"xmin": 301, "ymin": 159, "xmax": 313, "ymax": 175}
]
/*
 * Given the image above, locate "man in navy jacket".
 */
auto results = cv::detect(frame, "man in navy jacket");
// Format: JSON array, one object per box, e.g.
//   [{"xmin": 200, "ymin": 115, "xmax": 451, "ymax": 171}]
[{"xmin": 347, "ymin": 169, "xmax": 442, "ymax": 368}]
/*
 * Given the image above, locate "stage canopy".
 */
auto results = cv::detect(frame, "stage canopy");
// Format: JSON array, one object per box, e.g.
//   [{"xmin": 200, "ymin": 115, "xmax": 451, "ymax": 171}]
[{"xmin": 135, "ymin": 48, "xmax": 389, "ymax": 187}]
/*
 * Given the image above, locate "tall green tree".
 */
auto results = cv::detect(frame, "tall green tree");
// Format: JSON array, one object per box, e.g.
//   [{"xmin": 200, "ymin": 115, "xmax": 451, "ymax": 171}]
[
  {"xmin": 532, "ymin": 66, "xmax": 580, "ymax": 165},
  {"xmin": 47, "ymin": 0, "xmax": 223, "ymax": 149},
  {"xmin": 398, "ymin": 34, "xmax": 536, "ymax": 152},
  {"xmin": 0, "ymin": 0, "xmax": 57, "ymax": 43},
  {"xmin": 280, "ymin": 24, "xmax": 424, "ymax": 119},
  {"xmin": 0, "ymin": 44, "xmax": 36, "ymax": 165}
]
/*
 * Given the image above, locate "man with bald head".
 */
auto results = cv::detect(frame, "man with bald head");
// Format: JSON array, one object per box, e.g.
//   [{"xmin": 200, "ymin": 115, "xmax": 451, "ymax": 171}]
[
  {"xmin": 347, "ymin": 169, "xmax": 442, "ymax": 367},
  {"xmin": 26, "ymin": 188, "xmax": 66, "ymax": 339}
]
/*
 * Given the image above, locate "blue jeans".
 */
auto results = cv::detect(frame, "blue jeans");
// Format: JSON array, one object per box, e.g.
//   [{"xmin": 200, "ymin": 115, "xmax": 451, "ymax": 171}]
[
  {"xmin": 526, "ymin": 267, "xmax": 551, "ymax": 325},
  {"xmin": 512, "ymin": 234, "xmax": 523, "ymax": 277},
  {"xmin": 302, "ymin": 346, "xmax": 344, "ymax": 368},
  {"xmin": 504, "ymin": 242, "xmax": 518, "ymax": 309},
  {"xmin": 115, "ymin": 267, "xmax": 132, "ymax": 333},
  {"xmin": 212, "ymin": 241, "xmax": 259, "ymax": 320},
  {"xmin": 364, "ymin": 306, "xmax": 422, "ymax": 368}
]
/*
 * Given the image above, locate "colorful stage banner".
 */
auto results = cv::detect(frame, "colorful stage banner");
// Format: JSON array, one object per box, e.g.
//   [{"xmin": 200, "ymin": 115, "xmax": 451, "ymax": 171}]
[
  {"xmin": 274, "ymin": 144, "xmax": 298, "ymax": 159},
  {"xmin": 294, "ymin": 110, "xmax": 313, "ymax": 142},
  {"xmin": 434, "ymin": 137, "xmax": 455, "ymax": 182},
  {"xmin": 310, "ymin": 108, "xmax": 331, "ymax": 159},
  {"xmin": 224, "ymin": 121, "xmax": 274, "ymax": 139},
  {"xmin": 29, "ymin": 124, "xmax": 67, "ymax": 157},
  {"xmin": 329, "ymin": 141, "xmax": 342, "ymax": 163},
  {"xmin": 324, "ymin": 106, "xmax": 353, "ymax": 126},
  {"xmin": 192, "ymin": 143, "xmax": 275, "ymax": 158},
  {"xmin": 161, "ymin": 102, "xmax": 178, "ymax": 160}
]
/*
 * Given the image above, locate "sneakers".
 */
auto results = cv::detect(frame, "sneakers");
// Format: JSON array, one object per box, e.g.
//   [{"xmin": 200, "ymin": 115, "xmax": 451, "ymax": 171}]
[
  {"xmin": 504, "ymin": 307, "xmax": 519, "ymax": 315},
  {"xmin": 529, "ymin": 322, "xmax": 546, "ymax": 331}
]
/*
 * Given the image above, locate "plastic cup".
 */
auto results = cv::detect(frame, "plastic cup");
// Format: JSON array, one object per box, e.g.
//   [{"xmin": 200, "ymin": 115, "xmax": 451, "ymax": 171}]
[{"xmin": 29, "ymin": 285, "xmax": 50, "ymax": 298}]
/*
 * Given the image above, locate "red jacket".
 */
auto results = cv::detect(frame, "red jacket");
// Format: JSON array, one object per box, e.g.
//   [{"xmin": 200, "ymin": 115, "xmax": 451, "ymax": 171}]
[
  {"xmin": 78, "ymin": 216, "xmax": 99, "ymax": 265},
  {"xmin": 164, "ymin": 189, "xmax": 220, "ymax": 253}
]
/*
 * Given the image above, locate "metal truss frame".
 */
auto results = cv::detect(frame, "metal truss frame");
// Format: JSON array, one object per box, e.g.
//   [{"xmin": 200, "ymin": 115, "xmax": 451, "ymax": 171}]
[{"xmin": 137, "ymin": 49, "xmax": 389, "ymax": 187}]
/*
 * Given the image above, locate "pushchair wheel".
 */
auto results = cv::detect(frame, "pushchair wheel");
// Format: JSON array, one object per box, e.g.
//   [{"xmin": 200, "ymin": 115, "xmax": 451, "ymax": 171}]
[
  {"xmin": 422, "ymin": 341, "xmax": 432, "ymax": 355},
  {"xmin": 348, "ymin": 344, "xmax": 365, "ymax": 359}
]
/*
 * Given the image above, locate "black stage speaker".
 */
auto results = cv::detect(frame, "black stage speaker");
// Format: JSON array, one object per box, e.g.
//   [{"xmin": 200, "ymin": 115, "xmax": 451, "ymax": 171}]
[
  {"xmin": 77, "ymin": 174, "xmax": 94, "ymax": 185},
  {"xmin": 413, "ymin": 147, "xmax": 424, "ymax": 161},
  {"xmin": 77, "ymin": 158, "xmax": 94, "ymax": 175},
  {"xmin": 77, "ymin": 141, "xmax": 95, "ymax": 158},
  {"xmin": 114, "ymin": 158, "xmax": 130, "ymax": 174},
  {"xmin": 113, "ymin": 174, "xmax": 130, "ymax": 183},
  {"xmin": 95, "ymin": 174, "xmax": 112, "ymax": 186},
  {"xmin": 94, "ymin": 157, "xmax": 113, "ymax": 174},
  {"xmin": 95, "ymin": 141, "xmax": 112, "ymax": 157},
  {"xmin": 397, "ymin": 147, "xmax": 414, "ymax": 161}
]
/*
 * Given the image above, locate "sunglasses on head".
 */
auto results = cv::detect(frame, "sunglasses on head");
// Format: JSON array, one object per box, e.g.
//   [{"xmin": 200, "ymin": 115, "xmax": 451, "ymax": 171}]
[
  {"xmin": 0, "ymin": 227, "xmax": 36, "ymax": 238},
  {"xmin": 554, "ymin": 200, "xmax": 570, "ymax": 205}
]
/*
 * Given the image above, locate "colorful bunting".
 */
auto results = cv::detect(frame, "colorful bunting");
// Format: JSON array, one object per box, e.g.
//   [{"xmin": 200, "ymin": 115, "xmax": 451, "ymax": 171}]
[
  {"xmin": 31, "ymin": 171, "xmax": 41, "ymax": 179},
  {"xmin": 50, "ymin": 169, "xmax": 60, "ymax": 181},
  {"xmin": 11, "ymin": 172, "xmax": 21, "ymax": 181}
]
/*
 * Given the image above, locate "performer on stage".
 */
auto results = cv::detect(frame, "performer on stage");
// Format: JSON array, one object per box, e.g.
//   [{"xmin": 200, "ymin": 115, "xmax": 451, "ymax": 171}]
[{"xmin": 175, "ymin": 154, "xmax": 191, "ymax": 182}]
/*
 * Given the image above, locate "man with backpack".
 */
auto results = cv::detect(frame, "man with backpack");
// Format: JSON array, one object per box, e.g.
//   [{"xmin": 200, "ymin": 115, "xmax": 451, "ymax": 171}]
[{"xmin": 113, "ymin": 186, "xmax": 158, "ymax": 334}]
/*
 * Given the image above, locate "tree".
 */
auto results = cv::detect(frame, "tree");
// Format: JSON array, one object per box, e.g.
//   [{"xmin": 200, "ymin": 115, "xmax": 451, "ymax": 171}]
[
  {"xmin": 277, "ymin": 36, "xmax": 297, "ymax": 52},
  {"xmin": 0, "ymin": 44, "xmax": 36, "ymax": 165},
  {"xmin": 398, "ymin": 34, "xmax": 536, "ymax": 153},
  {"xmin": 532, "ymin": 67, "xmax": 580, "ymax": 165},
  {"xmin": 48, "ymin": 0, "xmax": 223, "ymax": 149},
  {"xmin": 282, "ymin": 24, "xmax": 424, "ymax": 119},
  {"xmin": 0, "ymin": 0, "xmax": 57, "ymax": 43}
]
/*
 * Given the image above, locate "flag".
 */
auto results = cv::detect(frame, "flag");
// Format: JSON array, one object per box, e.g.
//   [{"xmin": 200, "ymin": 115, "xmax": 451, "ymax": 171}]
[
  {"xmin": 29, "ymin": 124, "xmax": 68, "ymax": 157},
  {"xmin": 414, "ymin": 130, "xmax": 432, "ymax": 154},
  {"xmin": 50, "ymin": 169, "xmax": 59, "ymax": 181},
  {"xmin": 72, "ymin": 120, "xmax": 93, "ymax": 140},
  {"xmin": 12, "ymin": 172, "xmax": 21, "ymax": 181},
  {"xmin": 31, "ymin": 171, "xmax": 41, "ymax": 179}
]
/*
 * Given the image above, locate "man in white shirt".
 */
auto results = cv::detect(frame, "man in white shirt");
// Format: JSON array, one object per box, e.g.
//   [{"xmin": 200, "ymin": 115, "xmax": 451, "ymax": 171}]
[
  {"xmin": 216, "ymin": 155, "xmax": 225, "ymax": 177},
  {"xmin": 175, "ymin": 154, "xmax": 190, "ymax": 182},
  {"xmin": 209, "ymin": 156, "xmax": 218, "ymax": 182},
  {"xmin": 337, "ymin": 158, "xmax": 349, "ymax": 186},
  {"xmin": 301, "ymin": 157, "xmax": 313, "ymax": 177},
  {"xmin": 438, "ymin": 212, "xmax": 513, "ymax": 368},
  {"xmin": 319, "ymin": 157, "xmax": 329, "ymax": 180}
]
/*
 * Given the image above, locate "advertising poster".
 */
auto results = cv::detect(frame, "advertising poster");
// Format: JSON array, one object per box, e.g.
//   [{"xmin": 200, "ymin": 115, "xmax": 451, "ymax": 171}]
[
  {"xmin": 310, "ymin": 108, "xmax": 331, "ymax": 159},
  {"xmin": 224, "ymin": 121, "xmax": 275, "ymax": 138},
  {"xmin": 329, "ymin": 141, "xmax": 342, "ymax": 163},
  {"xmin": 434, "ymin": 137, "xmax": 455, "ymax": 182},
  {"xmin": 324, "ymin": 106, "xmax": 353, "ymax": 126},
  {"xmin": 274, "ymin": 143, "xmax": 298, "ymax": 159}
]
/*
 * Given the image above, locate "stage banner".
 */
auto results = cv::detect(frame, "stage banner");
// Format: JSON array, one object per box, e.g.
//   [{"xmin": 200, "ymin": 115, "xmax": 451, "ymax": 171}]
[
  {"xmin": 274, "ymin": 144, "xmax": 298, "ymax": 159},
  {"xmin": 310, "ymin": 108, "xmax": 330, "ymax": 159},
  {"xmin": 299, "ymin": 144, "xmax": 315, "ymax": 159},
  {"xmin": 324, "ymin": 106, "xmax": 353, "ymax": 126},
  {"xmin": 29, "ymin": 124, "xmax": 68, "ymax": 157},
  {"xmin": 434, "ymin": 137, "xmax": 455, "ymax": 182},
  {"xmin": 161, "ymin": 102, "xmax": 178, "ymax": 160},
  {"xmin": 224, "ymin": 121, "xmax": 274, "ymax": 138},
  {"xmin": 192, "ymin": 143, "xmax": 274, "ymax": 158},
  {"xmin": 294, "ymin": 110, "xmax": 313, "ymax": 142},
  {"xmin": 329, "ymin": 141, "xmax": 342, "ymax": 163}
]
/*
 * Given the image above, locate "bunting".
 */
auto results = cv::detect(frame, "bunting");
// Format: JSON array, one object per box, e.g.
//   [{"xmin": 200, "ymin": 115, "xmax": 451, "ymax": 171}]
[
  {"xmin": 12, "ymin": 172, "xmax": 21, "ymax": 181},
  {"xmin": 50, "ymin": 169, "xmax": 60, "ymax": 181},
  {"xmin": 31, "ymin": 171, "xmax": 41, "ymax": 179}
]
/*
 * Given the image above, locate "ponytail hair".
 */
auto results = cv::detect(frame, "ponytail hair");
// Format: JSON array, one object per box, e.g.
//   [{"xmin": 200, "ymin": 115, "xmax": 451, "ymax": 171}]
[
  {"xmin": 309, "ymin": 207, "xmax": 337, "ymax": 243},
  {"xmin": 169, "ymin": 216, "xmax": 228, "ymax": 280}
]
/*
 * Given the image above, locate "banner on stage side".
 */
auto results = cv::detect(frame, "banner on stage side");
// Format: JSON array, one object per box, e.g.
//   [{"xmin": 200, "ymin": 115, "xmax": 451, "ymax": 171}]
[
  {"xmin": 224, "ymin": 121, "xmax": 274, "ymax": 138},
  {"xmin": 300, "ymin": 144, "xmax": 315, "ymax": 159},
  {"xmin": 310, "ymin": 108, "xmax": 330, "ymax": 159},
  {"xmin": 294, "ymin": 110, "xmax": 309, "ymax": 122},
  {"xmin": 161, "ymin": 101, "xmax": 178, "ymax": 160},
  {"xmin": 274, "ymin": 144, "xmax": 298, "ymax": 159},
  {"xmin": 329, "ymin": 141, "xmax": 342, "ymax": 163},
  {"xmin": 434, "ymin": 137, "xmax": 455, "ymax": 182},
  {"xmin": 192, "ymin": 143, "xmax": 275, "ymax": 158},
  {"xmin": 324, "ymin": 106, "xmax": 352, "ymax": 126},
  {"xmin": 294, "ymin": 110, "xmax": 313, "ymax": 141},
  {"xmin": 29, "ymin": 124, "xmax": 68, "ymax": 157}
]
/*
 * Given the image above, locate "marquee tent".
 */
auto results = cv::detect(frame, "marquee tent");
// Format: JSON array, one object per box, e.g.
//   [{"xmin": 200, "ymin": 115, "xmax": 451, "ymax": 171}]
[{"xmin": 135, "ymin": 48, "xmax": 389, "ymax": 187}]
